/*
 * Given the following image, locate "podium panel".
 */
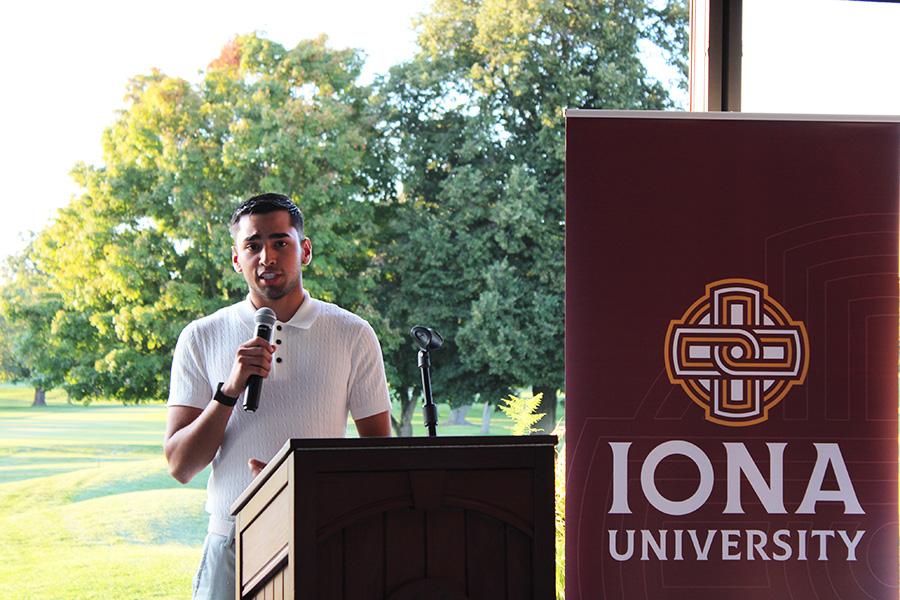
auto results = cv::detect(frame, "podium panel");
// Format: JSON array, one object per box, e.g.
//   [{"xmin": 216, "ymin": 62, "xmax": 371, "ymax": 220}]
[{"xmin": 231, "ymin": 436, "xmax": 556, "ymax": 600}]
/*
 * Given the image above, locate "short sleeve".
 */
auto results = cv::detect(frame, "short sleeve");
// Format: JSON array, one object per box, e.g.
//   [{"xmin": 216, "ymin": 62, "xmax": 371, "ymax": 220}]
[
  {"xmin": 346, "ymin": 322, "xmax": 391, "ymax": 421},
  {"xmin": 168, "ymin": 324, "xmax": 213, "ymax": 409}
]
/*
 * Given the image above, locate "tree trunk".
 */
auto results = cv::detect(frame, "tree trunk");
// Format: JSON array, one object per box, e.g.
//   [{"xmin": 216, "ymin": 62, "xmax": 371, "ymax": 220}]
[
  {"xmin": 480, "ymin": 400, "xmax": 493, "ymax": 434},
  {"xmin": 391, "ymin": 387, "xmax": 417, "ymax": 437},
  {"xmin": 533, "ymin": 385, "xmax": 557, "ymax": 434},
  {"xmin": 448, "ymin": 403, "xmax": 474, "ymax": 426},
  {"xmin": 32, "ymin": 386, "xmax": 46, "ymax": 407}
]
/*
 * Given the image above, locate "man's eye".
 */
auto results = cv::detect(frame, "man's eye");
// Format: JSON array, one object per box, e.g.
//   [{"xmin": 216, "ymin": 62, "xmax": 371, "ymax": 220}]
[
  {"xmin": 276, "ymin": 241, "xmax": 288, "ymax": 248},
  {"xmin": 246, "ymin": 244, "xmax": 259, "ymax": 252}
]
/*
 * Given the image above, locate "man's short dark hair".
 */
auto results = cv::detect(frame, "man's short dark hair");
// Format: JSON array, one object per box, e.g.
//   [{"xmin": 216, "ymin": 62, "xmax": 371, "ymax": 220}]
[{"xmin": 229, "ymin": 193, "xmax": 304, "ymax": 238}]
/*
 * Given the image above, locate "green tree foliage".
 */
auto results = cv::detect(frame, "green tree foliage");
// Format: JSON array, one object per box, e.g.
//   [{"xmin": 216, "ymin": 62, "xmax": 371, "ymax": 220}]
[
  {"xmin": 2, "ymin": 34, "xmax": 384, "ymax": 402},
  {"xmin": 0, "ymin": 251, "xmax": 65, "ymax": 405},
  {"xmin": 373, "ymin": 65, "xmax": 516, "ymax": 435},
  {"xmin": 1, "ymin": 1, "xmax": 686, "ymax": 417},
  {"xmin": 377, "ymin": 0, "xmax": 687, "ymax": 432}
]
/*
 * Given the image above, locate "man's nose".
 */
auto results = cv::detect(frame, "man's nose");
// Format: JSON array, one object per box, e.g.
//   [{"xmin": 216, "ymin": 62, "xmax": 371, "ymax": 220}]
[{"xmin": 260, "ymin": 244, "xmax": 276, "ymax": 265}]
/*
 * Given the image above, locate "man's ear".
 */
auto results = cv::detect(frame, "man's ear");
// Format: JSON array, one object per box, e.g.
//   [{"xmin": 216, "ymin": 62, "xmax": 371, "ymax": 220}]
[
  {"xmin": 232, "ymin": 247, "xmax": 241, "ymax": 272},
  {"xmin": 301, "ymin": 238, "xmax": 313, "ymax": 266}
]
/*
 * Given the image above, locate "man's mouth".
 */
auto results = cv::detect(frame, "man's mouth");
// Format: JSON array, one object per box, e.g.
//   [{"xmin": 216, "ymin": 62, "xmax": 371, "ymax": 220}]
[{"xmin": 259, "ymin": 272, "xmax": 280, "ymax": 281}]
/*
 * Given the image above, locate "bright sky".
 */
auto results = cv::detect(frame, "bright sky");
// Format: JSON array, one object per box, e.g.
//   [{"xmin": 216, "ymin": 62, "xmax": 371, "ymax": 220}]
[
  {"xmin": 742, "ymin": 0, "xmax": 900, "ymax": 114},
  {"xmin": 0, "ymin": 0, "xmax": 897, "ymax": 261},
  {"xmin": 0, "ymin": 0, "xmax": 431, "ymax": 260}
]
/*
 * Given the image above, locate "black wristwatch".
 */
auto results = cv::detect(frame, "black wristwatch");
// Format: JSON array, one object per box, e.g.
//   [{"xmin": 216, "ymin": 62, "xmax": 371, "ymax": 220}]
[{"xmin": 214, "ymin": 382, "xmax": 238, "ymax": 407}]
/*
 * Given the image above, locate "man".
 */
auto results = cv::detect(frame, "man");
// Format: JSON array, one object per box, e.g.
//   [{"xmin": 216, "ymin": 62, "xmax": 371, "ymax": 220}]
[{"xmin": 164, "ymin": 193, "xmax": 391, "ymax": 600}]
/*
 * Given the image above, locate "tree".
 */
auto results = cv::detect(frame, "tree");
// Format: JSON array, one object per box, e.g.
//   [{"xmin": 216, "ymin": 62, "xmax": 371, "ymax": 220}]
[
  {"xmin": 373, "ymin": 56, "xmax": 520, "ymax": 435},
  {"xmin": 14, "ymin": 34, "xmax": 387, "ymax": 402},
  {"xmin": 0, "ymin": 251, "xmax": 66, "ymax": 406},
  {"xmin": 7, "ymin": 3, "xmax": 688, "ymax": 421},
  {"xmin": 379, "ymin": 0, "xmax": 687, "ymax": 432}
]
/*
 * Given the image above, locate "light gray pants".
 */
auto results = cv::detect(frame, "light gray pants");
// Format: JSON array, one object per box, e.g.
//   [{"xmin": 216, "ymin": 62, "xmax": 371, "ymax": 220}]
[{"xmin": 192, "ymin": 531, "xmax": 235, "ymax": 600}]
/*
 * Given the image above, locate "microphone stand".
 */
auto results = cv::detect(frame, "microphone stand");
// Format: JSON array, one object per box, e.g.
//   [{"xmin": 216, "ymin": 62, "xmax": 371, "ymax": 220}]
[{"xmin": 418, "ymin": 349, "xmax": 438, "ymax": 437}]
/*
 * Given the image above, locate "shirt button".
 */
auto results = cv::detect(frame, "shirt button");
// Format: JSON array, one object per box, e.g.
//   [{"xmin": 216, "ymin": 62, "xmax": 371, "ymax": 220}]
[
  {"xmin": 276, "ymin": 339, "xmax": 282, "ymax": 344},
  {"xmin": 276, "ymin": 357, "xmax": 283, "ymax": 363},
  {"xmin": 276, "ymin": 325, "xmax": 283, "ymax": 331}
]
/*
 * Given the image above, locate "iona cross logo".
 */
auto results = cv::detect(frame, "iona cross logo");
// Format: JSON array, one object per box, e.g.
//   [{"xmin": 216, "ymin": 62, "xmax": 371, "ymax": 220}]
[{"xmin": 664, "ymin": 278, "xmax": 809, "ymax": 427}]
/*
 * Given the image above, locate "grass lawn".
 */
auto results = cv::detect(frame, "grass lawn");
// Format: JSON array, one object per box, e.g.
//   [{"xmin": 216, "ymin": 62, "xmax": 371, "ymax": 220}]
[
  {"xmin": 0, "ymin": 384, "xmax": 558, "ymax": 599},
  {"xmin": 0, "ymin": 387, "xmax": 206, "ymax": 599}
]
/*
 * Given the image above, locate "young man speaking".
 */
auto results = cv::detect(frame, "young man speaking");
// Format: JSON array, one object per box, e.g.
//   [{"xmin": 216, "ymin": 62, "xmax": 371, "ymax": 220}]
[{"xmin": 164, "ymin": 193, "xmax": 391, "ymax": 599}]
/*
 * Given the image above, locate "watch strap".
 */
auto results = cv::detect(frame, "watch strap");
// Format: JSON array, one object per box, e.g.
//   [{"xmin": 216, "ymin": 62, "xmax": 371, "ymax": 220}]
[{"xmin": 214, "ymin": 382, "xmax": 238, "ymax": 407}]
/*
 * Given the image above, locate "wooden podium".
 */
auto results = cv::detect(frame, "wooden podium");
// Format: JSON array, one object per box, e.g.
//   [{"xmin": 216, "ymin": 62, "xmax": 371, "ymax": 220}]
[{"xmin": 230, "ymin": 436, "xmax": 557, "ymax": 600}]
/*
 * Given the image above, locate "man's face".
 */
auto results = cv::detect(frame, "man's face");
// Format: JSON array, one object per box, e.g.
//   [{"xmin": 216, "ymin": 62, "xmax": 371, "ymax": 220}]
[{"xmin": 231, "ymin": 210, "xmax": 312, "ymax": 305}]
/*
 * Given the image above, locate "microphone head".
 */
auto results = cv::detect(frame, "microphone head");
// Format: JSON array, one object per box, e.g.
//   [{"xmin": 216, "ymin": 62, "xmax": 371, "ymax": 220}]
[
  {"xmin": 254, "ymin": 307, "xmax": 277, "ymax": 327},
  {"xmin": 410, "ymin": 325, "xmax": 443, "ymax": 351}
]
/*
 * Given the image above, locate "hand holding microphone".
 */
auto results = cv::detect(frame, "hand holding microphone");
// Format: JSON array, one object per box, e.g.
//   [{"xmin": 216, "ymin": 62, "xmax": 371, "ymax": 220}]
[{"xmin": 221, "ymin": 307, "xmax": 278, "ymax": 412}]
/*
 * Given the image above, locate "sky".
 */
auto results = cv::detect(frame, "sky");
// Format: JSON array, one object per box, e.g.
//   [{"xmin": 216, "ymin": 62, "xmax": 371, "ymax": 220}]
[
  {"xmin": 0, "ymin": 0, "xmax": 897, "ymax": 262},
  {"xmin": 741, "ymin": 0, "xmax": 900, "ymax": 114},
  {"xmin": 0, "ymin": 0, "xmax": 432, "ymax": 260}
]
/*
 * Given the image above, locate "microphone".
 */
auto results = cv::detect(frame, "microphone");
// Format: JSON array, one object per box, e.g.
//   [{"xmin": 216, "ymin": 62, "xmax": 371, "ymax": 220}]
[
  {"xmin": 243, "ymin": 307, "xmax": 277, "ymax": 412},
  {"xmin": 410, "ymin": 325, "xmax": 443, "ymax": 437},
  {"xmin": 410, "ymin": 325, "xmax": 443, "ymax": 351}
]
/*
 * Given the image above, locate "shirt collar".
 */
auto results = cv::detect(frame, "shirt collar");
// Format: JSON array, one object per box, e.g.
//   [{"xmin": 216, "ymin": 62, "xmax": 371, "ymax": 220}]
[
  {"xmin": 237, "ymin": 289, "xmax": 320, "ymax": 331},
  {"xmin": 282, "ymin": 290, "xmax": 319, "ymax": 329}
]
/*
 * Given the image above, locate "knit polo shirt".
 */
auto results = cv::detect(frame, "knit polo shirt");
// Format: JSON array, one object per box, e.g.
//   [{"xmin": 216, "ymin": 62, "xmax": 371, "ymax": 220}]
[{"xmin": 167, "ymin": 290, "xmax": 391, "ymax": 524}]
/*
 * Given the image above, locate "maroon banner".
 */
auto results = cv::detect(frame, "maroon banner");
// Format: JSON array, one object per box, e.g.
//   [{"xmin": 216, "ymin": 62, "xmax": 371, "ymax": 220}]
[{"xmin": 565, "ymin": 111, "xmax": 899, "ymax": 600}]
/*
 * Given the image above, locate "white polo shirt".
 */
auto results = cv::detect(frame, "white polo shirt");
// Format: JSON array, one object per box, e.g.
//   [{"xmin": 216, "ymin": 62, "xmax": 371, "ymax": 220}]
[{"xmin": 167, "ymin": 291, "xmax": 391, "ymax": 524}]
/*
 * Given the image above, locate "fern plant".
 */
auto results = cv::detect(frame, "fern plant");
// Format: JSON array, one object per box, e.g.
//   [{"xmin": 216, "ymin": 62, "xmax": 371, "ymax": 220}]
[
  {"xmin": 498, "ymin": 392, "xmax": 546, "ymax": 435},
  {"xmin": 553, "ymin": 421, "xmax": 565, "ymax": 600}
]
